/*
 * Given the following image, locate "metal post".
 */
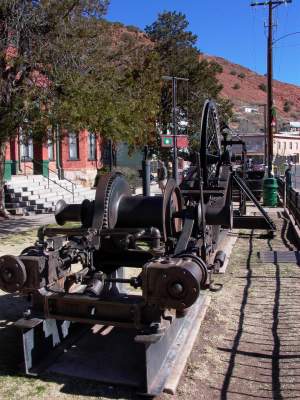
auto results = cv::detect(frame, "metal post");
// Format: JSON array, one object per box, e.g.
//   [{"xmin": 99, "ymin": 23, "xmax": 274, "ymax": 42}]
[
  {"xmin": 258, "ymin": 104, "xmax": 268, "ymax": 166},
  {"xmin": 18, "ymin": 130, "xmax": 22, "ymax": 172},
  {"xmin": 172, "ymin": 77, "xmax": 178, "ymax": 184},
  {"xmin": 109, "ymin": 139, "xmax": 113, "ymax": 172},
  {"xmin": 241, "ymin": 143, "xmax": 247, "ymax": 215},
  {"xmin": 196, "ymin": 152, "xmax": 207, "ymax": 262},
  {"xmin": 162, "ymin": 76, "xmax": 189, "ymax": 185},
  {"xmin": 142, "ymin": 146, "xmax": 150, "ymax": 197},
  {"xmin": 72, "ymin": 183, "xmax": 75, "ymax": 203},
  {"xmin": 283, "ymin": 178, "xmax": 287, "ymax": 209},
  {"xmin": 55, "ymin": 124, "xmax": 63, "ymax": 180}
]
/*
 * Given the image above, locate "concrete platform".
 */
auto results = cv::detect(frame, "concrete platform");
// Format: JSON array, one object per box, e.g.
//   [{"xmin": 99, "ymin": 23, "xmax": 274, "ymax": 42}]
[{"xmin": 15, "ymin": 295, "xmax": 210, "ymax": 396}]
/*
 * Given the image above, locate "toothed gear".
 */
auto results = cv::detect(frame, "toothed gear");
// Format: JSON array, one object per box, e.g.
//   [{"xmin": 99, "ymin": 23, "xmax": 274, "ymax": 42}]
[
  {"xmin": 92, "ymin": 172, "xmax": 131, "ymax": 231},
  {"xmin": 102, "ymin": 174, "xmax": 115, "ymax": 229}
]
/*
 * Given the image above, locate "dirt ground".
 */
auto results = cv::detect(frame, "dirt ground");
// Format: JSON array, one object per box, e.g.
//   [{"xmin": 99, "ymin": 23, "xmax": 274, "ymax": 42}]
[{"xmin": 0, "ymin": 212, "xmax": 299, "ymax": 399}]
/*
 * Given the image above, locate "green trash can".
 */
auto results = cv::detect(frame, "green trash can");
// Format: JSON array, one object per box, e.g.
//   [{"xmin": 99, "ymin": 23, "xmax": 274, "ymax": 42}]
[{"xmin": 263, "ymin": 177, "xmax": 278, "ymax": 207}]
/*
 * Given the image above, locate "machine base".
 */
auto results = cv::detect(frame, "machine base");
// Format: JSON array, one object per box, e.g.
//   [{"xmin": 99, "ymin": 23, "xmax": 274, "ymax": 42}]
[{"xmin": 15, "ymin": 295, "xmax": 208, "ymax": 396}]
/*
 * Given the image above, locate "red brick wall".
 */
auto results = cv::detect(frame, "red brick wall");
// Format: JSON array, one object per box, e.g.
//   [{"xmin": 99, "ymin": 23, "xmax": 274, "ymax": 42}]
[
  {"xmin": 9, "ymin": 137, "xmax": 18, "ymax": 161},
  {"xmin": 5, "ymin": 130, "xmax": 103, "ymax": 173},
  {"xmin": 33, "ymin": 141, "xmax": 48, "ymax": 160},
  {"xmin": 60, "ymin": 130, "xmax": 101, "ymax": 171},
  {"xmin": 5, "ymin": 141, "xmax": 10, "ymax": 160}
]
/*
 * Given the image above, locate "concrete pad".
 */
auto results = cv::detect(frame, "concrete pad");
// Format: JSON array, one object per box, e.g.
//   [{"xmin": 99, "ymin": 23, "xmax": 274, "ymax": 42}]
[
  {"xmin": 164, "ymin": 295, "xmax": 211, "ymax": 395},
  {"xmin": 218, "ymin": 230, "xmax": 239, "ymax": 274}
]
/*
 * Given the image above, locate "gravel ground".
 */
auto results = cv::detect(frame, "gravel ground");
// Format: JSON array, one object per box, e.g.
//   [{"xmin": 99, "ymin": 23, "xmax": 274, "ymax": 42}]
[
  {"xmin": 159, "ymin": 211, "xmax": 300, "ymax": 400},
  {"xmin": 0, "ymin": 212, "xmax": 299, "ymax": 399}
]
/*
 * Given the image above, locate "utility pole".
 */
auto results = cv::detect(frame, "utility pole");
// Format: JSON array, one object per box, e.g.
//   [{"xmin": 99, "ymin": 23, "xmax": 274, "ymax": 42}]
[
  {"xmin": 267, "ymin": 1, "xmax": 274, "ymax": 177},
  {"xmin": 251, "ymin": 1, "xmax": 292, "ymax": 177}
]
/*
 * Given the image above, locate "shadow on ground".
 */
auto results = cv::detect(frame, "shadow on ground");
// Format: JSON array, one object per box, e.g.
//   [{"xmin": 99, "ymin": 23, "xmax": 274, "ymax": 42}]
[
  {"xmin": 214, "ymin": 214, "xmax": 300, "ymax": 400},
  {"xmin": 0, "ymin": 215, "xmax": 54, "ymax": 237},
  {"xmin": 0, "ymin": 292, "xmax": 141, "ymax": 399}
]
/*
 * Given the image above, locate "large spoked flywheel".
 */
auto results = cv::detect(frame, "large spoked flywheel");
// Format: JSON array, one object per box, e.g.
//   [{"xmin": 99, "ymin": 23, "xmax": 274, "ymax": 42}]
[{"xmin": 200, "ymin": 100, "xmax": 221, "ymax": 188}]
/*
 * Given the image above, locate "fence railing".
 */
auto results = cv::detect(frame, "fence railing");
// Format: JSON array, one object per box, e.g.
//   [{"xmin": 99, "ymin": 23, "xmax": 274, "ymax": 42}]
[
  {"xmin": 22, "ymin": 159, "xmax": 76, "ymax": 202},
  {"xmin": 277, "ymin": 177, "xmax": 300, "ymax": 228}
]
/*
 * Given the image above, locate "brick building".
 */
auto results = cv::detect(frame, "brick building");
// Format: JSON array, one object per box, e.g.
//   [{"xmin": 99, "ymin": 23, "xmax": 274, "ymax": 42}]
[{"xmin": 4, "ymin": 129, "xmax": 103, "ymax": 186}]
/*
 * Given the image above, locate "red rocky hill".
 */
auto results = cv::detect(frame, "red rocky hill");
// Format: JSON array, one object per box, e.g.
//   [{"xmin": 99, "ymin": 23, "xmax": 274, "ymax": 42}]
[{"xmin": 202, "ymin": 55, "xmax": 300, "ymax": 125}]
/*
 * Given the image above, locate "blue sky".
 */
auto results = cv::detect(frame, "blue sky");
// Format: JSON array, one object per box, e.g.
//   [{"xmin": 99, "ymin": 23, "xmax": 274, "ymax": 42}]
[{"xmin": 106, "ymin": 0, "xmax": 300, "ymax": 86}]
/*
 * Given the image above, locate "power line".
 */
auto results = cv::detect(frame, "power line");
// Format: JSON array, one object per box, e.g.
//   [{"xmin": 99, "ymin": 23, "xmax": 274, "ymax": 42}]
[
  {"xmin": 274, "ymin": 42, "xmax": 300, "ymax": 48},
  {"xmin": 273, "ymin": 31, "xmax": 300, "ymax": 44}
]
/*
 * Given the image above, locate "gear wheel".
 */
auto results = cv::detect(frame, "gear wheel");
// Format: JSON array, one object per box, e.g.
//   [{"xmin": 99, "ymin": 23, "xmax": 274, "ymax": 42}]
[
  {"xmin": 92, "ymin": 172, "xmax": 131, "ymax": 230},
  {"xmin": 102, "ymin": 173, "xmax": 116, "ymax": 229}
]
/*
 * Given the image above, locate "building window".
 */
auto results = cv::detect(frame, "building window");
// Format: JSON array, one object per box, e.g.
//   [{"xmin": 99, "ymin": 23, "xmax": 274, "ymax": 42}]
[
  {"xmin": 88, "ymin": 132, "xmax": 96, "ymax": 160},
  {"xmin": 278, "ymin": 142, "xmax": 281, "ymax": 149},
  {"xmin": 47, "ymin": 129, "xmax": 55, "ymax": 161},
  {"xmin": 20, "ymin": 130, "xmax": 33, "ymax": 161},
  {"xmin": 69, "ymin": 133, "xmax": 79, "ymax": 160},
  {"xmin": 290, "ymin": 142, "xmax": 293, "ymax": 150},
  {"xmin": 284, "ymin": 142, "xmax": 286, "ymax": 150},
  {"xmin": 48, "ymin": 139, "xmax": 55, "ymax": 160}
]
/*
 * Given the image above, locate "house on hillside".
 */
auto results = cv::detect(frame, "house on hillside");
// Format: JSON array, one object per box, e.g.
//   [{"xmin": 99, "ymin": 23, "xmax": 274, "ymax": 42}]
[{"xmin": 243, "ymin": 106, "xmax": 259, "ymax": 114}]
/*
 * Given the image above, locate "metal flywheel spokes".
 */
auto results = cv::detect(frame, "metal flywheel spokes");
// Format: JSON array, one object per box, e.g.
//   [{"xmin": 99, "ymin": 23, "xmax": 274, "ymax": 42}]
[{"xmin": 200, "ymin": 100, "xmax": 221, "ymax": 187}]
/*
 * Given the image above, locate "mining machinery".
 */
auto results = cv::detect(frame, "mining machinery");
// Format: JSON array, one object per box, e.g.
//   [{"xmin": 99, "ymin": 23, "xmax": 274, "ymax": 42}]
[{"xmin": 0, "ymin": 100, "xmax": 273, "ymax": 396}]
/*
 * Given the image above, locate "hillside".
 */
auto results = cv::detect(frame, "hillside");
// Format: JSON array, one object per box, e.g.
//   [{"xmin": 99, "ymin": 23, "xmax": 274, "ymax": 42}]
[
  {"xmin": 110, "ymin": 22, "xmax": 300, "ymax": 131},
  {"xmin": 202, "ymin": 55, "xmax": 300, "ymax": 130}
]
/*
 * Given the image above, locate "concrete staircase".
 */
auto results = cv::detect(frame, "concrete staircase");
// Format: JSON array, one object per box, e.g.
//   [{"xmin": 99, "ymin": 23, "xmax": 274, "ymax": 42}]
[{"xmin": 4, "ymin": 175, "xmax": 95, "ymax": 216}]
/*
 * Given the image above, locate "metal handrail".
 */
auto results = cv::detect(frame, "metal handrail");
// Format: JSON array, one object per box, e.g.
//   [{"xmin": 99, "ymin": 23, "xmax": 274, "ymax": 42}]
[{"xmin": 21, "ymin": 159, "xmax": 76, "ymax": 202}]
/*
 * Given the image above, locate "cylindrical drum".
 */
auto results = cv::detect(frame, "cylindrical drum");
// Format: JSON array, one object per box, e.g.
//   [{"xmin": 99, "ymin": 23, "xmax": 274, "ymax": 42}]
[
  {"xmin": 116, "ymin": 196, "xmax": 164, "ymax": 230},
  {"xmin": 263, "ymin": 178, "xmax": 278, "ymax": 207}
]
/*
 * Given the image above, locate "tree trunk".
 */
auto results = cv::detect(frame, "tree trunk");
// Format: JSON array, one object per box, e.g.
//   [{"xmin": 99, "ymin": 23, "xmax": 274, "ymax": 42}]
[{"xmin": 0, "ymin": 141, "xmax": 10, "ymax": 219}]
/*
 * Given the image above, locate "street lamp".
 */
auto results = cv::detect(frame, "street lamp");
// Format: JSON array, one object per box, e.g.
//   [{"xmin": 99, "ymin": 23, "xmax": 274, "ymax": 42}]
[{"xmin": 162, "ymin": 76, "xmax": 189, "ymax": 184}]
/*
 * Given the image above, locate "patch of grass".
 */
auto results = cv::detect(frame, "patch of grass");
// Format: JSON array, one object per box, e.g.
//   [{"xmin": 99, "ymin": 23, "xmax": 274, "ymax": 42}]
[
  {"xmin": 32, "ymin": 384, "xmax": 47, "ymax": 395},
  {"xmin": 47, "ymin": 221, "xmax": 82, "ymax": 229},
  {"xmin": 1, "ymin": 229, "xmax": 37, "ymax": 247},
  {"xmin": 2, "ymin": 221, "xmax": 82, "ymax": 246}
]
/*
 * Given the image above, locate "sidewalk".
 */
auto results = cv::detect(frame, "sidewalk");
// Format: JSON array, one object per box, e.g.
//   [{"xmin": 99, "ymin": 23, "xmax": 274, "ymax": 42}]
[{"xmin": 0, "ymin": 214, "xmax": 55, "ymax": 238}]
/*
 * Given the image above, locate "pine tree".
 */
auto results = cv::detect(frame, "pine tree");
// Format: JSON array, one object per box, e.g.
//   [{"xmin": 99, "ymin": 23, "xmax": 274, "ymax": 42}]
[{"xmin": 145, "ymin": 11, "xmax": 233, "ymax": 151}]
